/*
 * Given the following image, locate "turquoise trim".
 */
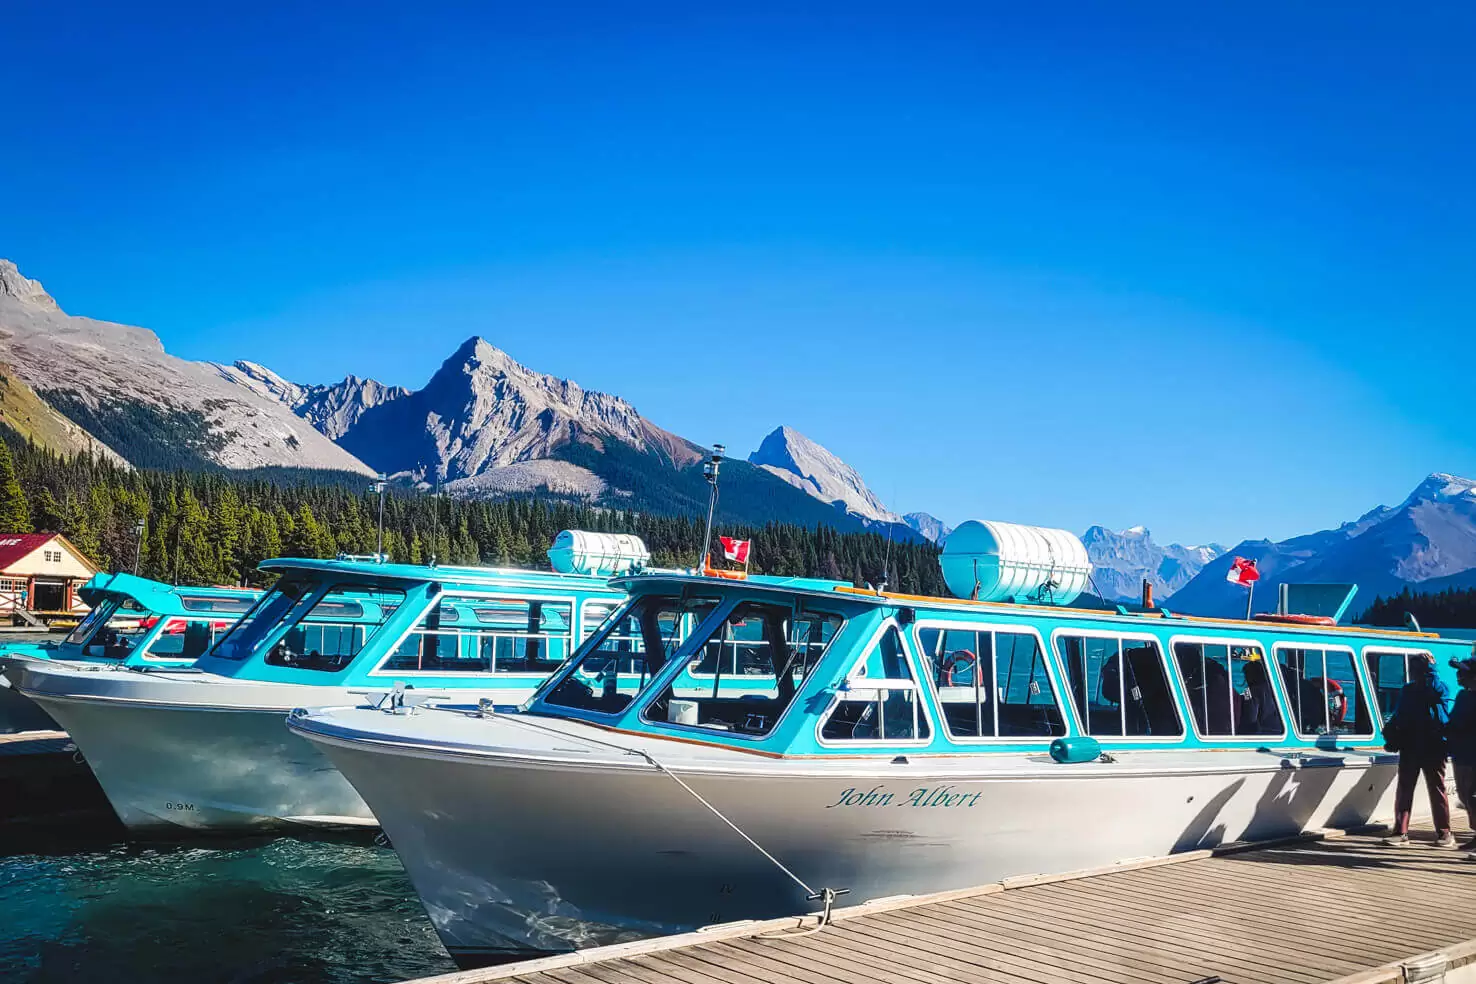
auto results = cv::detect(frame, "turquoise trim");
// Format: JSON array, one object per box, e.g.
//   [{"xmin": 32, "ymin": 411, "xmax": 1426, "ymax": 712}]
[
  {"xmin": 189, "ymin": 556, "xmax": 628, "ymax": 693},
  {"xmin": 0, "ymin": 574, "xmax": 260, "ymax": 669},
  {"xmin": 526, "ymin": 574, "xmax": 1471, "ymax": 759}
]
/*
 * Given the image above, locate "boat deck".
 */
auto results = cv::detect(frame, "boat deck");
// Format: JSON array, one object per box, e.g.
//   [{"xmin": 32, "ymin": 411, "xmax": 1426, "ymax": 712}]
[{"xmin": 404, "ymin": 822, "xmax": 1476, "ymax": 984}]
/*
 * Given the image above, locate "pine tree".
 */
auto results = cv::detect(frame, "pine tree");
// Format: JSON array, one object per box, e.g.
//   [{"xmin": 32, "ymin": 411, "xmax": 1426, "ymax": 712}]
[{"xmin": 0, "ymin": 440, "xmax": 31, "ymax": 532}]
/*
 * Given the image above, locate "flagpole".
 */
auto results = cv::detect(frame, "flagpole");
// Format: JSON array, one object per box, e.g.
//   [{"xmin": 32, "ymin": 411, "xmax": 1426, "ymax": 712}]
[{"xmin": 1246, "ymin": 580, "xmax": 1255, "ymax": 621}]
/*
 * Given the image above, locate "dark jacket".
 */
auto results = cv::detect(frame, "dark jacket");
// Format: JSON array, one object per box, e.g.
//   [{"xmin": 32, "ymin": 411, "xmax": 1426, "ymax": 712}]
[
  {"xmin": 1388, "ymin": 665, "xmax": 1449, "ymax": 761},
  {"xmin": 1448, "ymin": 688, "xmax": 1476, "ymax": 766}
]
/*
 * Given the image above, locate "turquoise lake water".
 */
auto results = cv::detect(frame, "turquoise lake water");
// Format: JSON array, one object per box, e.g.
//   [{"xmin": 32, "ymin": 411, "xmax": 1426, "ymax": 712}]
[{"xmin": 0, "ymin": 831, "xmax": 456, "ymax": 984}]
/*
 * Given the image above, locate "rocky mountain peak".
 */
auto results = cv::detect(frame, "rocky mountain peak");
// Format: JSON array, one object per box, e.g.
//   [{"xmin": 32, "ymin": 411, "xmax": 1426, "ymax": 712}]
[
  {"xmin": 749, "ymin": 426, "xmax": 900, "ymax": 525},
  {"xmin": 0, "ymin": 260, "xmax": 61, "ymax": 312},
  {"xmin": 1405, "ymin": 472, "xmax": 1476, "ymax": 507}
]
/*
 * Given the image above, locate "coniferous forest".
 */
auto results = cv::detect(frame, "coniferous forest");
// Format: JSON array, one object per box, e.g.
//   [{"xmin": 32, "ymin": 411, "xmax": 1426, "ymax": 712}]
[
  {"xmin": 1360, "ymin": 585, "xmax": 1476, "ymax": 629},
  {"xmin": 0, "ymin": 429, "xmax": 946, "ymax": 595}
]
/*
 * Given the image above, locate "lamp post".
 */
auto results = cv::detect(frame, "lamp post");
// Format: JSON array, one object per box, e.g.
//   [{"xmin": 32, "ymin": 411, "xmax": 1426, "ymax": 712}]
[
  {"xmin": 132, "ymin": 518, "xmax": 146, "ymax": 576},
  {"xmin": 374, "ymin": 474, "xmax": 387, "ymax": 561},
  {"xmin": 699, "ymin": 444, "xmax": 724, "ymax": 571}
]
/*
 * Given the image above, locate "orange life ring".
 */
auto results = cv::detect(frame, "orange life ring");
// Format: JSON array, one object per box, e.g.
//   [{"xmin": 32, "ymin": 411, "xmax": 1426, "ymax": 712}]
[
  {"xmin": 1308, "ymin": 677, "xmax": 1347, "ymax": 724},
  {"xmin": 943, "ymin": 649, "xmax": 977, "ymax": 686},
  {"xmin": 1252, "ymin": 613, "xmax": 1338, "ymax": 626}
]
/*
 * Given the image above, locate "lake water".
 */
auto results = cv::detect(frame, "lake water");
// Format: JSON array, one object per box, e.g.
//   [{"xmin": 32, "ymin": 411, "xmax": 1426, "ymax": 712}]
[{"xmin": 0, "ymin": 830, "xmax": 456, "ymax": 984}]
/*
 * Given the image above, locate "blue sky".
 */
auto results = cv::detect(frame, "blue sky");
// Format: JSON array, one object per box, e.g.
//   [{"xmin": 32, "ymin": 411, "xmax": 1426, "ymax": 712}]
[{"xmin": 3, "ymin": 2, "xmax": 1473, "ymax": 545}]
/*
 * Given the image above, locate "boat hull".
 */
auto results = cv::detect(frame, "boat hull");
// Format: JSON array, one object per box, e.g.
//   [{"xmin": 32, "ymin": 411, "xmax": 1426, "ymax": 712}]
[
  {"xmin": 304, "ymin": 725, "xmax": 1404, "ymax": 966},
  {"xmin": 0, "ymin": 662, "xmax": 59, "ymax": 732},
  {"xmin": 19, "ymin": 666, "xmax": 375, "ymax": 833}
]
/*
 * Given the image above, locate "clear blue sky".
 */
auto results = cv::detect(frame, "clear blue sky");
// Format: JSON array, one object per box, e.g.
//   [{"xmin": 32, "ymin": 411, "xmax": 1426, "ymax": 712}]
[{"xmin": 3, "ymin": 2, "xmax": 1472, "ymax": 546}]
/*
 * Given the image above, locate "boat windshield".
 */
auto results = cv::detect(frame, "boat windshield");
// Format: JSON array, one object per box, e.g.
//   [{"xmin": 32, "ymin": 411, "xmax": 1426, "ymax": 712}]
[
  {"xmin": 640, "ymin": 602, "xmax": 844, "ymax": 737},
  {"xmin": 211, "ymin": 579, "xmax": 318, "ymax": 661},
  {"xmin": 262, "ymin": 584, "xmax": 405, "ymax": 673},
  {"xmin": 70, "ymin": 597, "xmax": 152, "ymax": 658},
  {"xmin": 65, "ymin": 597, "xmax": 138, "ymax": 646},
  {"xmin": 543, "ymin": 593, "xmax": 719, "ymax": 714}
]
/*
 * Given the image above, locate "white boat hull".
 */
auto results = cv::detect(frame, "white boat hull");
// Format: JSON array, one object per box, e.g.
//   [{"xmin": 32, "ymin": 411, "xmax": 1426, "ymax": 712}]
[
  {"xmin": 299, "ymin": 713, "xmax": 1406, "ymax": 966},
  {"xmin": 0, "ymin": 657, "xmax": 59, "ymax": 733},
  {"xmin": 18, "ymin": 664, "xmax": 376, "ymax": 833}
]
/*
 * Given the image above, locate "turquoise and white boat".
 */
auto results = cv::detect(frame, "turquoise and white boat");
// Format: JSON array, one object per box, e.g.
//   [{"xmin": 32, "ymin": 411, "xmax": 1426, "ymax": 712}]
[
  {"xmin": 17, "ymin": 534, "xmax": 639, "ymax": 833},
  {"xmin": 0, "ymin": 573, "xmax": 260, "ymax": 733},
  {"xmin": 290, "ymin": 520, "xmax": 1475, "ymax": 967}
]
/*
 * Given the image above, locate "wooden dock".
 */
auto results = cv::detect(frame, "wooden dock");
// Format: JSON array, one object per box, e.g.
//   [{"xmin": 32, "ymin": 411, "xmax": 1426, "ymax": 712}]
[
  {"xmin": 0, "ymin": 729, "xmax": 119, "ymax": 833},
  {"xmin": 403, "ymin": 824, "xmax": 1476, "ymax": 984}
]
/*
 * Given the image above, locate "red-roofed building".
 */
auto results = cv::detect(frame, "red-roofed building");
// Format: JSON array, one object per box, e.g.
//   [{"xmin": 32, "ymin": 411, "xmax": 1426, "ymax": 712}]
[{"xmin": 0, "ymin": 533, "xmax": 98, "ymax": 618}]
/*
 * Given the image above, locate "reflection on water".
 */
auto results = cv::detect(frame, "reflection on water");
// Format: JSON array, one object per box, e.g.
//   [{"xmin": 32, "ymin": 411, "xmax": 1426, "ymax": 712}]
[{"xmin": 0, "ymin": 831, "xmax": 454, "ymax": 984}]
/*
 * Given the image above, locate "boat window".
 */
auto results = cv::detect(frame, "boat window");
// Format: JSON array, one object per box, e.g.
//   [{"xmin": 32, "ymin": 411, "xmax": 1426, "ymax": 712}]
[
  {"xmin": 77, "ymin": 599, "xmax": 153, "ymax": 659},
  {"xmin": 1276, "ymin": 646, "xmax": 1373, "ymax": 737},
  {"xmin": 178, "ymin": 594, "xmax": 258, "ymax": 614},
  {"xmin": 67, "ymin": 596, "xmax": 145, "ymax": 648},
  {"xmin": 378, "ymin": 598, "xmax": 575, "ymax": 674},
  {"xmin": 1057, "ymin": 634, "xmax": 1182, "ymax": 738},
  {"xmin": 1172, "ymin": 642, "xmax": 1282, "ymax": 737},
  {"xmin": 212, "ymin": 580, "xmax": 317, "ymax": 660},
  {"xmin": 643, "ymin": 603, "xmax": 844, "ymax": 737},
  {"xmin": 917, "ymin": 626, "xmax": 1066, "ymax": 739},
  {"xmin": 263, "ymin": 586, "xmax": 405, "ymax": 673},
  {"xmin": 581, "ymin": 601, "xmax": 620, "ymax": 640},
  {"xmin": 1362, "ymin": 650, "xmax": 1431, "ymax": 726},
  {"xmin": 821, "ymin": 624, "xmax": 931, "ymax": 742},
  {"xmin": 544, "ymin": 594, "xmax": 719, "ymax": 714},
  {"xmin": 142, "ymin": 617, "xmax": 232, "ymax": 661}
]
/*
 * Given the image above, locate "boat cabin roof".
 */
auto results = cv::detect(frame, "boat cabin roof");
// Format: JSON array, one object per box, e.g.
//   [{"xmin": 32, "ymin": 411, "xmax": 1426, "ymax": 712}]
[
  {"xmin": 259, "ymin": 557, "xmax": 617, "ymax": 592},
  {"xmin": 78, "ymin": 572, "xmax": 260, "ymax": 615},
  {"xmin": 610, "ymin": 571, "xmax": 1456, "ymax": 643}
]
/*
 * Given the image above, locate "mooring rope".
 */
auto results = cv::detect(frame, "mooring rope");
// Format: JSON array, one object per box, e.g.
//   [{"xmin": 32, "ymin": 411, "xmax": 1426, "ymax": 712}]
[{"xmin": 482, "ymin": 709, "xmax": 850, "ymax": 936}]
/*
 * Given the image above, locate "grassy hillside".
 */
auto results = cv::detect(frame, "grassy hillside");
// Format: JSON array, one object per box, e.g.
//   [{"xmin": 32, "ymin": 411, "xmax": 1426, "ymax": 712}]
[{"xmin": 0, "ymin": 367, "xmax": 128, "ymax": 465}]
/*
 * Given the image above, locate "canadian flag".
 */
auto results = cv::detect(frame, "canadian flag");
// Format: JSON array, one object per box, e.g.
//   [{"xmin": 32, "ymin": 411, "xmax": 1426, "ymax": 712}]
[
  {"xmin": 1225, "ymin": 556, "xmax": 1261, "ymax": 587},
  {"xmin": 719, "ymin": 536, "xmax": 751, "ymax": 565}
]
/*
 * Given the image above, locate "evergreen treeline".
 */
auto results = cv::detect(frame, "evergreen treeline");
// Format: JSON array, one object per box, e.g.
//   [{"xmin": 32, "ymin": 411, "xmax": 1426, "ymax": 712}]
[
  {"xmin": 1361, "ymin": 586, "xmax": 1476, "ymax": 628},
  {"xmin": 0, "ymin": 430, "xmax": 946, "ymax": 594}
]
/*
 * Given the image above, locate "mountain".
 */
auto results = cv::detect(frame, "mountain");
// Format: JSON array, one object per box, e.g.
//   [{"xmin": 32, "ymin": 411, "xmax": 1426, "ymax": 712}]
[
  {"xmin": 0, "ymin": 259, "xmax": 374, "ymax": 474},
  {"xmin": 212, "ymin": 361, "xmax": 409, "ymax": 441},
  {"xmin": 1082, "ymin": 526, "xmax": 1225, "ymax": 603},
  {"xmin": 335, "ymin": 336, "xmax": 703, "ymax": 484},
  {"xmin": 749, "ymin": 426, "xmax": 901, "ymax": 524},
  {"xmin": 905, "ymin": 512, "xmax": 952, "ymax": 544},
  {"xmin": 1168, "ymin": 473, "xmax": 1476, "ymax": 618}
]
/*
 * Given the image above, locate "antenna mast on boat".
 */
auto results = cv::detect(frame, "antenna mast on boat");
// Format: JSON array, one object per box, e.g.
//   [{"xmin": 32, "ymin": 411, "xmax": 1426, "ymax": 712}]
[
  {"xmin": 700, "ymin": 444, "xmax": 725, "ymax": 571},
  {"xmin": 374, "ymin": 473, "xmax": 388, "ymax": 562}
]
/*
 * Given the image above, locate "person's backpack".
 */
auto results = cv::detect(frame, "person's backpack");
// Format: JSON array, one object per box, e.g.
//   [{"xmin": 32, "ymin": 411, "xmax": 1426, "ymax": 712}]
[{"xmin": 1382, "ymin": 714, "xmax": 1403, "ymax": 753}]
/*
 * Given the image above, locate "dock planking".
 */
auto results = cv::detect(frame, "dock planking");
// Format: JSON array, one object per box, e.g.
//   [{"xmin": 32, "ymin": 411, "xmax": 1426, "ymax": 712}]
[{"xmin": 403, "ymin": 823, "xmax": 1476, "ymax": 984}]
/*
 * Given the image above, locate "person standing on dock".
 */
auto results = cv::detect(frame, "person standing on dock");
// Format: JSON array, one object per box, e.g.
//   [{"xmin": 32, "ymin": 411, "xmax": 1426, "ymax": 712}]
[
  {"xmin": 1382, "ymin": 653, "xmax": 1455, "ymax": 848},
  {"xmin": 1446, "ymin": 657, "xmax": 1476, "ymax": 852}
]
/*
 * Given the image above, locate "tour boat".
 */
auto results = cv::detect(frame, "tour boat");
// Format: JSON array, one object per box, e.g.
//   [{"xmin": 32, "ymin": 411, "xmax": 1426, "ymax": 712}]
[
  {"xmin": 289, "ymin": 520, "xmax": 1473, "ymax": 967},
  {"xmin": 0, "ymin": 573, "xmax": 260, "ymax": 733},
  {"xmin": 16, "ymin": 534, "xmax": 641, "ymax": 833}
]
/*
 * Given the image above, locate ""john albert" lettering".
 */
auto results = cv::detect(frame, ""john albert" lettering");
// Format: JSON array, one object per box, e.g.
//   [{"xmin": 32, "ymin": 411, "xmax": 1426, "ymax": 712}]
[{"xmin": 825, "ymin": 785, "xmax": 982, "ymax": 809}]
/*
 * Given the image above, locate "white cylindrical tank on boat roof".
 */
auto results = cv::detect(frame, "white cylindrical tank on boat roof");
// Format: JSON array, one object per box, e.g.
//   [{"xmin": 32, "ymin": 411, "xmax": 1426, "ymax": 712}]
[
  {"xmin": 940, "ymin": 521, "xmax": 1092, "ymax": 606},
  {"xmin": 547, "ymin": 530, "xmax": 651, "ymax": 577}
]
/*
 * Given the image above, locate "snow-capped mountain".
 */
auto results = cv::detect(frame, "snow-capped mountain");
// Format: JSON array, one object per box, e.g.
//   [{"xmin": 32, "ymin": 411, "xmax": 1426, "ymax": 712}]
[
  {"xmin": 1169, "ymin": 473, "xmax": 1476, "ymax": 618},
  {"xmin": 749, "ymin": 426, "xmax": 901, "ymax": 525},
  {"xmin": 1082, "ymin": 525, "xmax": 1226, "ymax": 602},
  {"xmin": 0, "ymin": 259, "xmax": 374, "ymax": 474},
  {"xmin": 212, "ymin": 361, "xmax": 409, "ymax": 440},
  {"xmin": 905, "ymin": 512, "xmax": 952, "ymax": 544}
]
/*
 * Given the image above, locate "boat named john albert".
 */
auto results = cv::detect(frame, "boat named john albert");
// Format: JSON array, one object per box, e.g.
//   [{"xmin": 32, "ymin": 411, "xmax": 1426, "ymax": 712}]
[{"xmin": 290, "ymin": 520, "xmax": 1475, "ymax": 967}]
